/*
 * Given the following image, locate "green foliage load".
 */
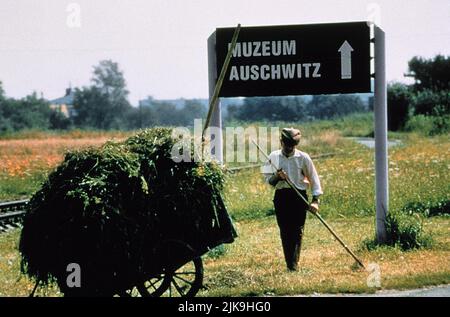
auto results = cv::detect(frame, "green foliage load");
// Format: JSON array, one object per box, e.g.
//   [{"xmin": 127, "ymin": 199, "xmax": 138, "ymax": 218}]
[{"xmin": 19, "ymin": 128, "xmax": 235, "ymax": 296}]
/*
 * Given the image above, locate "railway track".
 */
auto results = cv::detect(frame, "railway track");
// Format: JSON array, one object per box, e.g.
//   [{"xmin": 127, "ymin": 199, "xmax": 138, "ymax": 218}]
[{"xmin": 0, "ymin": 199, "xmax": 29, "ymax": 233}]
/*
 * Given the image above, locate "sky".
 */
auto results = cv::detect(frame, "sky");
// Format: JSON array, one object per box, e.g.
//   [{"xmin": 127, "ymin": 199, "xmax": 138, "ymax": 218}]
[{"xmin": 0, "ymin": 0, "xmax": 449, "ymax": 106}]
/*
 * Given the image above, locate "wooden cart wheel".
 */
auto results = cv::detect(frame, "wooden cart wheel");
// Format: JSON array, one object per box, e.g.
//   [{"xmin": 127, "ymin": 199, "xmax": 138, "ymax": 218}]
[
  {"xmin": 137, "ymin": 240, "xmax": 204, "ymax": 297},
  {"xmin": 117, "ymin": 274, "xmax": 170, "ymax": 297},
  {"xmin": 164, "ymin": 256, "xmax": 203, "ymax": 297},
  {"xmin": 135, "ymin": 271, "xmax": 172, "ymax": 297}
]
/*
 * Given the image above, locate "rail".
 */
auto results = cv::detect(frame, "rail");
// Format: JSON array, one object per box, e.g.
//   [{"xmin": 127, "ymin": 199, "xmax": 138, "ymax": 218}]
[{"xmin": 0, "ymin": 199, "xmax": 28, "ymax": 232}]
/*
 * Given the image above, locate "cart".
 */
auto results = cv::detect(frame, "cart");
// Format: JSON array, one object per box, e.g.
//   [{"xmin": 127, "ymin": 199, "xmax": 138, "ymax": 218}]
[
  {"xmin": 120, "ymin": 239, "xmax": 208, "ymax": 297},
  {"xmin": 136, "ymin": 194, "xmax": 235, "ymax": 297},
  {"xmin": 51, "ymin": 194, "xmax": 236, "ymax": 298}
]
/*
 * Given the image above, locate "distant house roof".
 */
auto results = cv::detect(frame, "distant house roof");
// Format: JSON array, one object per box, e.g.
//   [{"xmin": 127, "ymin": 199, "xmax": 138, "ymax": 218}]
[
  {"xmin": 50, "ymin": 88, "xmax": 74, "ymax": 105},
  {"xmin": 49, "ymin": 104, "xmax": 70, "ymax": 118},
  {"xmin": 49, "ymin": 88, "xmax": 77, "ymax": 118}
]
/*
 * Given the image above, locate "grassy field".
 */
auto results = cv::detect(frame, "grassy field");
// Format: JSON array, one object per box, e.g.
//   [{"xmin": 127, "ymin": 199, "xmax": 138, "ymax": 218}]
[
  {"xmin": 0, "ymin": 116, "xmax": 449, "ymax": 296},
  {"xmin": 200, "ymin": 216, "xmax": 449, "ymax": 296},
  {"xmin": 0, "ymin": 134, "xmax": 129, "ymax": 201}
]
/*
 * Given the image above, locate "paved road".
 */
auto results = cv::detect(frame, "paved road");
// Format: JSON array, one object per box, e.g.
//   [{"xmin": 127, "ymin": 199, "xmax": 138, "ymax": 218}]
[
  {"xmin": 302, "ymin": 285, "xmax": 450, "ymax": 297},
  {"xmin": 346, "ymin": 137, "xmax": 402, "ymax": 149}
]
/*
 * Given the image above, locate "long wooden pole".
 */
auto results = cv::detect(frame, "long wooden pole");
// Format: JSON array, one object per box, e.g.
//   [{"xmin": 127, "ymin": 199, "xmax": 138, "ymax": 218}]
[
  {"xmin": 252, "ymin": 139, "xmax": 366, "ymax": 269},
  {"xmin": 202, "ymin": 24, "xmax": 241, "ymax": 158}
]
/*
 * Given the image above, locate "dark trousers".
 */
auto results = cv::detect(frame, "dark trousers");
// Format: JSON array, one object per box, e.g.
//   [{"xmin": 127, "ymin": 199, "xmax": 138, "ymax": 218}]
[{"xmin": 273, "ymin": 188, "xmax": 308, "ymax": 271}]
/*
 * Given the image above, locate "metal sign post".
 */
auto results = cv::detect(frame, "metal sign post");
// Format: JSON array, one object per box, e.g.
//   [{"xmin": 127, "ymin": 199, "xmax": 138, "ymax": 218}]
[{"xmin": 374, "ymin": 26, "xmax": 388, "ymax": 243}]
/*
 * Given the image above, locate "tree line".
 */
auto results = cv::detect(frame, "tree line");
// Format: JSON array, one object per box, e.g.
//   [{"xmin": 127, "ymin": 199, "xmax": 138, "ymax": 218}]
[
  {"xmin": 227, "ymin": 94, "xmax": 367, "ymax": 122},
  {"xmin": 0, "ymin": 60, "xmax": 209, "ymax": 133},
  {"xmin": 386, "ymin": 55, "xmax": 449, "ymax": 135},
  {"xmin": 0, "ymin": 88, "xmax": 70, "ymax": 132},
  {"xmin": 0, "ymin": 56, "xmax": 448, "ymax": 134}
]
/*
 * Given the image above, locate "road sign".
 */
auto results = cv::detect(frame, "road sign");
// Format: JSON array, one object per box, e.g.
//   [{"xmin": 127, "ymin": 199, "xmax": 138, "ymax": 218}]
[
  {"xmin": 209, "ymin": 22, "xmax": 371, "ymax": 97},
  {"xmin": 207, "ymin": 21, "xmax": 388, "ymax": 244}
]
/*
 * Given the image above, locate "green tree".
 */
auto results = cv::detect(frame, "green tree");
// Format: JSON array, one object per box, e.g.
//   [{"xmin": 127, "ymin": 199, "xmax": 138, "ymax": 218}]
[
  {"xmin": 387, "ymin": 83, "xmax": 411, "ymax": 131},
  {"xmin": 0, "ymin": 81, "xmax": 5, "ymax": 101},
  {"xmin": 407, "ymin": 55, "xmax": 450, "ymax": 91},
  {"xmin": 151, "ymin": 102, "xmax": 181, "ymax": 125},
  {"xmin": 404, "ymin": 55, "xmax": 449, "ymax": 133},
  {"xmin": 0, "ymin": 81, "xmax": 12, "ymax": 132},
  {"xmin": 125, "ymin": 105, "xmax": 155, "ymax": 129},
  {"xmin": 92, "ymin": 60, "xmax": 129, "ymax": 100},
  {"xmin": 74, "ymin": 60, "xmax": 131, "ymax": 129},
  {"xmin": 74, "ymin": 86, "xmax": 108, "ymax": 129},
  {"xmin": 232, "ymin": 96, "xmax": 308, "ymax": 121},
  {"xmin": 309, "ymin": 95, "xmax": 366, "ymax": 120},
  {"xmin": 178, "ymin": 100, "xmax": 207, "ymax": 126},
  {"xmin": 412, "ymin": 89, "xmax": 449, "ymax": 116},
  {"xmin": 0, "ymin": 92, "xmax": 52, "ymax": 132},
  {"xmin": 49, "ymin": 108, "xmax": 72, "ymax": 130}
]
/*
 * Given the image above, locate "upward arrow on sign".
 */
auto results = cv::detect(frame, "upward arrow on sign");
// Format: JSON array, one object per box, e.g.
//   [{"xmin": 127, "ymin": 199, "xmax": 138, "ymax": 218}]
[{"xmin": 338, "ymin": 40, "xmax": 354, "ymax": 79}]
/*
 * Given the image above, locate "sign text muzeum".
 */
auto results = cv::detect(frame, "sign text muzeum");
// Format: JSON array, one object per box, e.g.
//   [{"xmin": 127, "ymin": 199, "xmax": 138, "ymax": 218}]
[{"xmin": 209, "ymin": 22, "xmax": 372, "ymax": 97}]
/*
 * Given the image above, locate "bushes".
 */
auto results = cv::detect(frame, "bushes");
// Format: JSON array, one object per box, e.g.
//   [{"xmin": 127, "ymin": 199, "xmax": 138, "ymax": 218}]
[
  {"xmin": 387, "ymin": 83, "xmax": 411, "ymax": 131},
  {"xmin": 391, "ymin": 85, "xmax": 450, "ymax": 136},
  {"xmin": 365, "ymin": 211, "xmax": 432, "ymax": 251},
  {"xmin": 0, "ymin": 93, "xmax": 55, "ymax": 133},
  {"xmin": 402, "ymin": 199, "xmax": 450, "ymax": 217},
  {"xmin": 385, "ymin": 64, "xmax": 449, "ymax": 134},
  {"xmin": 384, "ymin": 212, "xmax": 432, "ymax": 250},
  {"xmin": 412, "ymin": 90, "xmax": 449, "ymax": 116},
  {"xmin": 404, "ymin": 114, "xmax": 450, "ymax": 136},
  {"xmin": 405, "ymin": 89, "xmax": 449, "ymax": 135}
]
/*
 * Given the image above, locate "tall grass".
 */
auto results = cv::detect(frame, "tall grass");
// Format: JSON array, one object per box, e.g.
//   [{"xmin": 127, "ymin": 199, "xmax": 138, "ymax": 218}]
[
  {"xmin": 0, "ymin": 136, "xmax": 122, "ymax": 200},
  {"xmin": 224, "ymin": 129, "xmax": 449, "ymax": 221},
  {"xmin": 0, "ymin": 173, "xmax": 47, "ymax": 201},
  {"xmin": 405, "ymin": 114, "xmax": 450, "ymax": 136},
  {"xmin": 301, "ymin": 112, "xmax": 374, "ymax": 137},
  {"xmin": 0, "ymin": 128, "xmax": 134, "ymax": 140}
]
